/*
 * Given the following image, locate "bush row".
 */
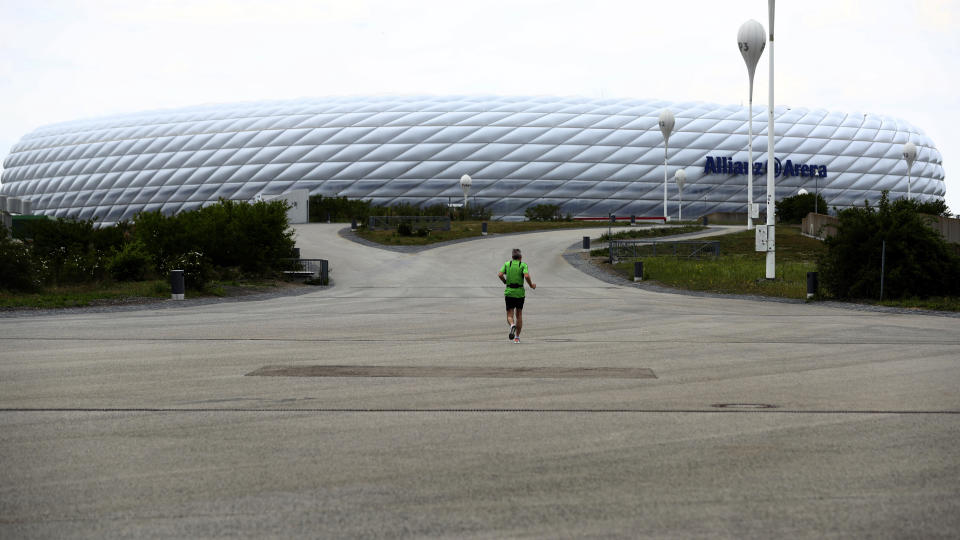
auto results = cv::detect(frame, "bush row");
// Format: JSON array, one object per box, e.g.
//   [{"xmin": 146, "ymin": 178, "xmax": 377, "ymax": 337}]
[
  {"xmin": 308, "ymin": 195, "xmax": 491, "ymax": 223},
  {"xmin": 1, "ymin": 199, "xmax": 295, "ymax": 292},
  {"xmin": 524, "ymin": 204, "xmax": 572, "ymax": 222}
]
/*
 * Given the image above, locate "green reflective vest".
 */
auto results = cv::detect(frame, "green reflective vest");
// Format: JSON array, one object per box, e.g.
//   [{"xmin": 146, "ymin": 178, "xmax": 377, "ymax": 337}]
[{"xmin": 500, "ymin": 260, "xmax": 528, "ymax": 298}]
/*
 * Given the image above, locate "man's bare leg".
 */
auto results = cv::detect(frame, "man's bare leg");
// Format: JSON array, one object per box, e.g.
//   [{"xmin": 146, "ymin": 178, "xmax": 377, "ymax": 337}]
[{"xmin": 515, "ymin": 310, "xmax": 523, "ymax": 337}]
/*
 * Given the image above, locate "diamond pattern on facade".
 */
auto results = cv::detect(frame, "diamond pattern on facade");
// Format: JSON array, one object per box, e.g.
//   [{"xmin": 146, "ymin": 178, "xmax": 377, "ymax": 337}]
[{"xmin": 0, "ymin": 95, "xmax": 946, "ymax": 223}]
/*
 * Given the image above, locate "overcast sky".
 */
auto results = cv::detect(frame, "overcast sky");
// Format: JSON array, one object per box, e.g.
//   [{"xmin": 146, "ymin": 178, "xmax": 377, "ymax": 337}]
[{"xmin": 1, "ymin": 0, "xmax": 958, "ymax": 212}]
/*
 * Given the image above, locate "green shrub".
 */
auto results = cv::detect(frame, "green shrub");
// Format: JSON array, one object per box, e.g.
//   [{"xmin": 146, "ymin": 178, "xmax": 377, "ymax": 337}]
[
  {"xmin": 58, "ymin": 251, "xmax": 106, "ymax": 283},
  {"xmin": 0, "ymin": 224, "xmax": 39, "ymax": 292},
  {"xmin": 525, "ymin": 204, "xmax": 564, "ymax": 222},
  {"xmin": 169, "ymin": 251, "xmax": 212, "ymax": 290},
  {"xmin": 107, "ymin": 240, "xmax": 153, "ymax": 281},
  {"xmin": 397, "ymin": 222, "xmax": 413, "ymax": 236},
  {"xmin": 453, "ymin": 205, "xmax": 492, "ymax": 221},
  {"xmin": 818, "ymin": 191, "xmax": 960, "ymax": 299},
  {"xmin": 776, "ymin": 192, "xmax": 828, "ymax": 223},
  {"xmin": 26, "ymin": 217, "xmax": 120, "ymax": 284},
  {"xmin": 130, "ymin": 210, "xmax": 191, "ymax": 274},
  {"xmin": 133, "ymin": 199, "xmax": 295, "ymax": 277}
]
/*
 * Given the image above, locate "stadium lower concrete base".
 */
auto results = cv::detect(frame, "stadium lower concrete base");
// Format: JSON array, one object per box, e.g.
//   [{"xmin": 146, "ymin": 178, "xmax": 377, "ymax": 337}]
[{"xmin": 1, "ymin": 223, "xmax": 958, "ymax": 538}]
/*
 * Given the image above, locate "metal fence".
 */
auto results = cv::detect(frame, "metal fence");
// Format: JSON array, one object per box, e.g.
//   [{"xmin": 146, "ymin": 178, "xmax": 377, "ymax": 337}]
[
  {"xmin": 367, "ymin": 215, "xmax": 452, "ymax": 231},
  {"xmin": 608, "ymin": 240, "xmax": 720, "ymax": 263},
  {"xmin": 278, "ymin": 258, "xmax": 329, "ymax": 284}
]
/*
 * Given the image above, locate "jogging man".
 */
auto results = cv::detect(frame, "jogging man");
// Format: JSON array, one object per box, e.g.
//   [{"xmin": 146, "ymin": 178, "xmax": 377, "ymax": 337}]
[{"xmin": 498, "ymin": 248, "xmax": 536, "ymax": 343}]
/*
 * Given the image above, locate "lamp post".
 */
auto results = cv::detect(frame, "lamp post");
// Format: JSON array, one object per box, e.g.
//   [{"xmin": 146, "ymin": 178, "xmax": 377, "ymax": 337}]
[
  {"xmin": 459, "ymin": 174, "xmax": 472, "ymax": 209},
  {"xmin": 902, "ymin": 142, "xmax": 917, "ymax": 200},
  {"xmin": 658, "ymin": 109, "xmax": 675, "ymax": 222},
  {"xmin": 738, "ymin": 19, "xmax": 766, "ymax": 231},
  {"xmin": 815, "ymin": 172, "xmax": 819, "ymax": 214},
  {"xmin": 764, "ymin": 0, "xmax": 776, "ymax": 280},
  {"xmin": 674, "ymin": 169, "xmax": 686, "ymax": 221}
]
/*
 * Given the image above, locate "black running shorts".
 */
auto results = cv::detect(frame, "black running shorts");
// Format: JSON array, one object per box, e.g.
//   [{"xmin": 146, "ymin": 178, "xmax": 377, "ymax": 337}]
[{"xmin": 505, "ymin": 296, "xmax": 525, "ymax": 311}]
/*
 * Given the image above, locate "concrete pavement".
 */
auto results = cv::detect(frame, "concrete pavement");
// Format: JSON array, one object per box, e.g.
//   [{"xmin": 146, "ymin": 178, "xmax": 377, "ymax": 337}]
[{"xmin": 1, "ymin": 223, "xmax": 958, "ymax": 538}]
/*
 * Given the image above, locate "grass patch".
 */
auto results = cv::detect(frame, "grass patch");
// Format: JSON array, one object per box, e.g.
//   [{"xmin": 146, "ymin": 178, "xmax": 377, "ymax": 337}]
[
  {"xmin": 0, "ymin": 280, "xmax": 169, "ymax": 309},
  {"xmin": 0, "ymin": 278, "xmax": 295, "ymax": 309},
  {"xmin": 598, "ymin": 226, "xmax": 826, "ymax": 299},
  {"xmin": 874, "ymin": 297, "xmax": 960, "ymax": 312},
  {"xmin": 597, "ymin": 226, "xmax": 960, "ymax": 309},
  {"xmin": 357, "ymin": 220, "xmax": 651, "ymax": 245},
  {"xmin": 617, "ymin": 256, "xmax": 817, "ymax": 298}
]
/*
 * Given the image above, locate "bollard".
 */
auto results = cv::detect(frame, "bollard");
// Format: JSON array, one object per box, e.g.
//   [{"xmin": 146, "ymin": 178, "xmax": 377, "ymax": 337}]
[
  {"xmin": 326, "ymin": 212, "xmax": 331, "ymax": 224},
  {"xmin": 634, "ymin": 261, "xmax": 643, "ymax": 282},
  {"xmin": 170, "ymin": 269, "xmax": 185, "ymax": 300},
  {"xmin": 582, "ymin": 236, "xmax": 590, "ymax": 252},
  {"xmin": 630, "ymin": 214, "xmax": 636, "ymax": 226},
  {"xmin": 320, "ymin": 259, "xmax": 329, "ymax": 286},
  {"xmin": 702, "ymin": 215, "xmax": 709, "ymax": 226},
  {"xmin": 806, "ymin": 271, "xmax": 818, "ymax": 299},
  {"xmin": 350, "ymin": 218, "xmax": 357, "ymax": 231},
  {"xmin": 481, "ymin": 222, "xmax": 488, "ymax": 236}
]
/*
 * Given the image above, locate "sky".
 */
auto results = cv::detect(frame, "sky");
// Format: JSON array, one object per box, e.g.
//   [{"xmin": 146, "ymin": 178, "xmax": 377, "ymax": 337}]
[{"xmin": 1, "ymin": 0, "xmax": 958, "ymax": 212}]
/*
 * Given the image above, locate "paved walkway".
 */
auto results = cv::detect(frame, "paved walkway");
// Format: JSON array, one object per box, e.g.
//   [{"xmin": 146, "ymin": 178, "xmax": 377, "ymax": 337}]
[{"xmin": 1, "ymin": 223, "xmax": 957, "ymax": 538}]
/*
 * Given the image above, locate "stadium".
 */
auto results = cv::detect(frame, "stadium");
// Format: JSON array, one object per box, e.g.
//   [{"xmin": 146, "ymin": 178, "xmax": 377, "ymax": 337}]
[{"xmin": 0, "ymin": 95, "xmax": 946, "ymax": 223}]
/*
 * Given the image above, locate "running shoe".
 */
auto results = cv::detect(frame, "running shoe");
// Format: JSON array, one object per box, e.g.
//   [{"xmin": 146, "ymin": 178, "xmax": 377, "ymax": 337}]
[
  {"xmin": 513, "ymin": 337, "xmax": 520, "ymax": 344},
  {"xmin": 509, "ymin": 324, "xmax": 516, "ymax": 340}
]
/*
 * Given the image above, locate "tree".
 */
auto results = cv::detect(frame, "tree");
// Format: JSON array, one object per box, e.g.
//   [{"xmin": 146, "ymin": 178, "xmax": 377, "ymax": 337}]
[
  {"xmin": 913, "ymin": 198, "xmax": 952, "ymax": 218},
  {"xmin": 775, "ymin": 192, "xmax": 828, "ymax": 223},
  {"xmin": 817, "ymin": 191, "xmax": 960, "ymax": 299}
]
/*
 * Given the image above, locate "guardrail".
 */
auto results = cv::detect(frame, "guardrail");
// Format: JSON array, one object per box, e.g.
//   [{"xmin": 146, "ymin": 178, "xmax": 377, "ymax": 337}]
[
  {"xmin": 574, "ymin": 216, "xmax": 667, "ymax": 223},
  {"xmin": 608, "ymin": 240, "xmax": 720, "ymax": 263}
]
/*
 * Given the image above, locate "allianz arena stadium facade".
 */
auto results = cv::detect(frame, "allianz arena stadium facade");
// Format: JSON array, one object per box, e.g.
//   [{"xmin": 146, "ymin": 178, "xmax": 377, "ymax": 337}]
[{"xmin": 0, "ymin": 96, "xmax": 946, "ymax": 223}]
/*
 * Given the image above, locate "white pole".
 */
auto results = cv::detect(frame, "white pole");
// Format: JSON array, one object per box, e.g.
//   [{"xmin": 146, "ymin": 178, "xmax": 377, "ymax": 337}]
[
  {"xmin": 679, "ymin": 184, "xmax": 682, "ymax": 221},
  {"xmin": 748, "ymin": 99, "xmax": 754, "ymax": 230},
  {"xmin": 663, "ymin": 142, "xmax": 669, "ymax": 222},
  {"xmin": 908, "ymin": 166, "xmax": 912, "ymax": 200},
  {"xmin": 902, "ymin": 142, "xmax": 917, "ymax": 201},
  {"xmin": 766, "ymin": 0, "xmax": 776, "ymax": 280},
  {"xmin": 658, "ymin": 110, "xmax": 674, "ymax": 224},
  {"xmin": 674, "ymin": 169, "xmax": 686, "ymax": 222},
  {"xmin": 738, "ymin": 20, "xmax": 765, "ymax": 231},
  {"xmin": 459, "ymin": 174, "xmax": 472, "ymax": 213}
]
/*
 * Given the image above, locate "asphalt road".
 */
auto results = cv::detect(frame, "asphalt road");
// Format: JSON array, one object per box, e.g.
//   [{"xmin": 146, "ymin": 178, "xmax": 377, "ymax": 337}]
[{"xmin": 1, "ymin": 223, "xmax": 958, "ymax": 539}]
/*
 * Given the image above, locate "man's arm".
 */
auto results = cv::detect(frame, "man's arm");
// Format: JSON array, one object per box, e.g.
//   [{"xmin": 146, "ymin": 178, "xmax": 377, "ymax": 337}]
[
  {"xmin": 498, "ymin": 271, "xmax": 507, "ymax": 284},
  {"xmin": 524, "ymin": 272, "xmax": 536, "ymax": 289}
]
